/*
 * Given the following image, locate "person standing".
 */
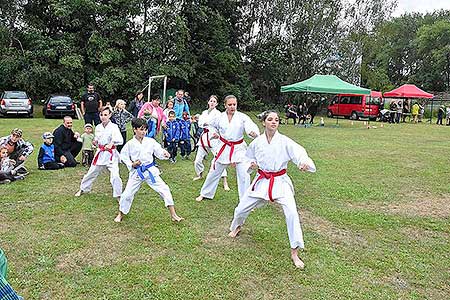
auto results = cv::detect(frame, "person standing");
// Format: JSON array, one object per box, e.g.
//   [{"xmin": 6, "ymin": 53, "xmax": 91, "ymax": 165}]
[
  {"xmin": 195, "ymin": 95, "xmax": 259, "ymax": 202},
  {"xmin": 112, "ymin": 99, "xmax": 133, "ymax": 151},
  {"xmin": 411, "ymin": 102, "xmax": 419, "ymax": 123},
  {"xmin": 127, "ymin": 91, "xmax": 145, "ymax": 117},
  {"xmin": 53, "ymin": 116, "xmax": 82, "ymax": 167},
  {"xmin": 138, "ymin": 94, "xmax": 167, "ymax": 138},
  {"xmin": 308, "ymin": 100, "xmax": 318, "ymax": 124},
  {"xmin": 193, "ymin": 95, "xmax": 229, "ymax": 191},
  {"xmin": 80, "ymin": 84, "xmax": 102, "ymax": 125},
  {"xmin": 437, "ymin": 105, "xmax": 445, "ymax": 125},
  {"xmin": 173, "ymin": 89, "xmax": 190, "ymax": 119},
  {"xmin": 75, "ymin": 107, "xmax": 123, "ymax": 199},
  {"xmin": 228, "ymin": 110, "xmax": 316, "ymax": 269}
]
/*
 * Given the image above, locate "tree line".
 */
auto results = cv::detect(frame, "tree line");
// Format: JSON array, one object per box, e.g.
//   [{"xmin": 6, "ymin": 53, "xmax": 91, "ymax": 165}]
[{"xmin": 0, "ymin": 0, "xmax": 449, "ymax": 108}]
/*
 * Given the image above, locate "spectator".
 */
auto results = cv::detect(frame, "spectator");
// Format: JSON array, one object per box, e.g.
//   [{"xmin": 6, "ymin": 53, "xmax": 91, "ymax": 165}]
[
  {"xmin": 38, "ymin": 132, "xmax": 65, "ymax": 170},
  {"xmin": 184, "ymin": 91, "xmax": 192, "ymax": 107},
  {"xmin": 437, "ymin": 105, "xmax": 445, "ymax": 125},
  {"xmin": 53, "ymin": 116, "xmax": 82, "ymax": 167},
  {"xmin": 173, "ymin": 89, "xmax": 190, "ymax": 119},
  {"xmin": 396, "ymin": 100, "xmax": 402, "ymax": 124},
  {"xmin": 163, "ymin": 100, "xmax": 174, "ymax": 118},
  {"xmin": 127, "ymin": 91, "xmax": 145, "ymax": 117},
  {"xmin": 446, "ymin": 106, "xmax": 450, "ymax": 126},
  {"xmin": 112, "ymin": 99, "xmax": 133, "ymax": 151},
  {"xmin": 0, "ymin": 128, "xmax": 34, "ymax": 167},
  {"xmin": 0, "ymin": 146, "xmax": 24, "ymax": 183},
  {"xmin": 80, "ymin": 123, "xmax": 95, "ymax": 167},
  {"xmin": 389, "ymin": 100, "xmax": 397, "ymax": 124},
  {"xmin": 80, "ymin": 84, "xmax": 102, "ymax": 125},
  {"xmin": 308, "ymin": 100, "xmax": 318, "ymax": 124},
  {"xmin": 411, "ymin": 102, "xmax": 419, "ymax": 123},
  {"xmin": 418, "ymin": 102, "xmax": 425, "ymax": 122},
  {"xmin": 138, "ymin": 94, "xmax": 167, "ymax": 137}
]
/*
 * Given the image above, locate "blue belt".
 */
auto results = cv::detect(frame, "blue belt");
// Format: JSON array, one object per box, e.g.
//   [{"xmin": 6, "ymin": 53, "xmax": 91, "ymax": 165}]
[{"xmin": 136, "ymin": 162, "xmax": 156, "ymax": 183}]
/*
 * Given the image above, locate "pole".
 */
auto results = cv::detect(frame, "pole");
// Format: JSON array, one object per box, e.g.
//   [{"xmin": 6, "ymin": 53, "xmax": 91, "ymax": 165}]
[
  {"xmin": 148, "ymin": 76, "xmax": 151, "ymax": 102},
  {"xmin": 163, "ymin": 76, "xmax": 167, "ymax": 105},
  {"xmin": 429, "ymin": 97, "xmax": 433, "ymax": 123}
]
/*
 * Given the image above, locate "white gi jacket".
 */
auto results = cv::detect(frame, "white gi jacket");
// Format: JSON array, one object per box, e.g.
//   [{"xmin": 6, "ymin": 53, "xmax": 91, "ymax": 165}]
[
  {"xmin": 197, "ymin": 108, "xmax": 222, "ymax": 151},
  {"xmin": 93, "ymin": 121, "xmax": 123, "ymax": 165},
  {"xmin": 120, "ymin": 137, "xmax": 167, "ymax": 178},
  {"xmin": 209, "ymin": 111, "xmax": 260, "ymax": 164},
  {"xmin": 246, "ymin": 131, "xmax": 316, "ymax": 200}
]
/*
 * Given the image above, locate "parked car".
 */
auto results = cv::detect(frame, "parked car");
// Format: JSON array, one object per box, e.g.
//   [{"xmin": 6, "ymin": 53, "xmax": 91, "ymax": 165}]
[
  {"xmin": 42, "ymin": 95, "xmax": 76, "ymax": 119},
  {"xmin": 327, "ymin": 91, "xmax": 382, "ymax": 120},
  {"xmin": 0, "ymin": 91, "xmax": 33, "ymax": 117}
]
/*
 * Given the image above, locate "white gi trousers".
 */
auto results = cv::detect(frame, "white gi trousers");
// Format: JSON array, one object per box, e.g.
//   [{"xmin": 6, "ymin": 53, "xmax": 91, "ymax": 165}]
[
  {"xmin": 230, "ymin": 190, "xmax": 305, "ymax": 249},
  {"xmin": 194, "ymin": 146, "xmax": 227, "ymax": 177},
  {"xmin": 119, "ymin": 173, "xmax": 174, "ymax": 214},
  {"xmin": 200, "ymin": 160, "xmax": 250, "ymax": 200},
  {"xmin": 79, "ymin": 163, "xmax": 122, "ymax": 198}
]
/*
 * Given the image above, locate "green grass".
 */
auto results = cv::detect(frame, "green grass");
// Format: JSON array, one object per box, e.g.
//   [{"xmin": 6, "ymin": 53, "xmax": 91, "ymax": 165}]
[{"xmin": 0, "ymin": 112, "xmax": 449, "ymax": 299}]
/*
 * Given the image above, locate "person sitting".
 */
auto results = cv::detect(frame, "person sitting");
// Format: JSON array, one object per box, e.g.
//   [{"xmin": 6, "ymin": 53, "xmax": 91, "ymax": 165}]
[
  {"xmin": 38, "ymin": 132, "xmax": 65, "ymax": 170},
  {"xmin": 0, "ymin": 146, "xmax": 24, "ymax": 184},
  {"xmin": 0, "ymin": 128, "xmax": 34, "ymax": 175},
  {"xmin": 53, "ymin": 116, "xmax": 82, "ymax": 167}
]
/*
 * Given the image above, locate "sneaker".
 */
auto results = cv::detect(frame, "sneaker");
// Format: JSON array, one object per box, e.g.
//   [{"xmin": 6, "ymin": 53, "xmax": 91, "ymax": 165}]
[
  {"xmin": 74, "ymin": 190, "xmax": 84, "ymax": 197},
  {"xmin": 0, "ymin": 179, "xmax": 11, "ymax": 184},
  {"xmin": 14, "ymin": 175, "xmax": 25, "ymax": 180},
  {"xmin": 16, "ymin": 166, "xmax": 28, "ymax": 176}
]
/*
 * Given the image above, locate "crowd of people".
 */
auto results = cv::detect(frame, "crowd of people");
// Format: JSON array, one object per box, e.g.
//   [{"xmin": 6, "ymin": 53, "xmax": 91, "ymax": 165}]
[{"xmin": 0, "ymin": 86, "xmax": 317, "ymax": 269}]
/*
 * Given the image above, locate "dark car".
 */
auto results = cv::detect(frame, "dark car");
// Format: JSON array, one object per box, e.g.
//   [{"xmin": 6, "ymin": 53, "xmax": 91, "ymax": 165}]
[
  {"xmin": 42, "ymin": 95, "xmax": 76, "ymax": 118},
  {"xmin": 0, "ymin": 91, "xmax": 33, "ymax": 117}
]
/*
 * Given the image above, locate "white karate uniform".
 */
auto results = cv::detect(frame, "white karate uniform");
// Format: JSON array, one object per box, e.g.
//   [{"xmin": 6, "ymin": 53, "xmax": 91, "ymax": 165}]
[
  {"xmin": 119, "ymin": 137, "xmax": 174, "ymax": 214},
  {"xmin": 79, "ymin": 121, "xmax": 123, "ymax": 197},
  {"xmin": 194, "ymin": 108, "xmax": 227, "ymax": 177},
  {"xmin": 199, "ymin": 111, "xmax": 260, "ymax": 200},
  {"xmin": 230, "ymin": 131, "xmax": 316, "ymax": 249}
]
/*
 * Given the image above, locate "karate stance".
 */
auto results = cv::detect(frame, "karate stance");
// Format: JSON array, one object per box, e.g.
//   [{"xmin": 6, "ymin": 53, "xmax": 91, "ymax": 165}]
[
  {"xmin": 195, "ymin": 95, "xmax": 259, "ymax": 202},
  {"xmin": 228, "ymin": 110, "xmax": 316, "ymax": 269},
  {"xmin": 193, "ymin": 95, "xmax": 229, "ymax": 191},
  {"xmin": 75, "ymin": 106, "xmax": 123, "ymax": 199},
  {"xmin": 114, "ymin": 118, "xmax": 183, "ymax": 223}
]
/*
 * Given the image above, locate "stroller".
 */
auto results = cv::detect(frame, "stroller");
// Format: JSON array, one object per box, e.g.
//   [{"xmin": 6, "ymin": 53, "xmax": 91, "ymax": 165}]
[{"xmin": 379, "ymin": 109, "xmax": 391, "ymax": 122}]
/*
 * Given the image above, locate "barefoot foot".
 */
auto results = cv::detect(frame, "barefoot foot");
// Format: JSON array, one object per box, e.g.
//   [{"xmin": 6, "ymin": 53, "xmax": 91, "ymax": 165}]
[
  {"xmin": 228, "ymin": 226, "xmax": 241, "ymax": 238},
  {"xmin": 291, "ymin": 253, "xmax": 305, "ymax": 269},
  {"xmin": 193, "ymin": 176, "xmax": 202, "ymax": 181},
  {"xmin": 195, "ymin": 195, "xmax": 204, "ymax": 202},
  {"xmin": 74, "ymin": 190, "xmax": 83, "ymax": 197},
  {"xmin": 114, "ymin": 212, "xmax": 123, "ymax": 223},
  {"xmin": 171, "ymin": 214, "xmax": 184, "ymax": 222},
  {"xmin": 223, "ymin": 184, "xmax": 230, "ymax": 191}
]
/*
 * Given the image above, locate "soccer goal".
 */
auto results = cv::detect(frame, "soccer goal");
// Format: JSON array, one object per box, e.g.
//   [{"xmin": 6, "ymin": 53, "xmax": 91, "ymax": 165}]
[{"xmin": 141, "ymin": 75, "xmax": 168, "ymax": 104}]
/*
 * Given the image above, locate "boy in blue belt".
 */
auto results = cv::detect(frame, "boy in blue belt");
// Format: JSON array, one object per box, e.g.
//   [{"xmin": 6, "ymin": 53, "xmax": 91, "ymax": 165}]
[
  {"xmin": 163, "ymin": 111, "xmax": 180, "ymax": 163},
  {"xmin": 38, "ymin": 132, "xmax": 65, "ymax": 170}
]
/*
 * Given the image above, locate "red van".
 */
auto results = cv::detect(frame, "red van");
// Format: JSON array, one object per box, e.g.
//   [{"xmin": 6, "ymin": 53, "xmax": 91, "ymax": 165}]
[{"xmin": 327, "ymin": 91, "xmax": 382, "ymax": 120}]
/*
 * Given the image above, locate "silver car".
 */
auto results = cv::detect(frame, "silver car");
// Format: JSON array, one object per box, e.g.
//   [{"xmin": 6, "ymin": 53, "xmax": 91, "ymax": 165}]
[{"xmin": 0, "ymin": 91, "xmax": 34, "ymax": 117}]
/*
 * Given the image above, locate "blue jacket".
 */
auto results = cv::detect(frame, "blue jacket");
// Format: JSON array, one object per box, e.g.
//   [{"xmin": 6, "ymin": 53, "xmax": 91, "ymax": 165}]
[
  {"xmin": 173, "ymin": 98, "xmax": 190, "ymax": 119},
  {"xmin": 164, "ymin": 120, "xmax": 180, "ymax": 142},
  {"xmin": 179, "ymin": 119, "xmax": 191, "ymax": 141},
  {"xmin": 38, "ymin": 143, "xmax": 56, "ymax": 166}
]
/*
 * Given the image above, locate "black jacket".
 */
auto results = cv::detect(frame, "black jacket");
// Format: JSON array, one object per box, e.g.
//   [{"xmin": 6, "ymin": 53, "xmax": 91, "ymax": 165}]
[{"xmin": 53, "ymin": 124, "xmax": 78, "ymax": 156}]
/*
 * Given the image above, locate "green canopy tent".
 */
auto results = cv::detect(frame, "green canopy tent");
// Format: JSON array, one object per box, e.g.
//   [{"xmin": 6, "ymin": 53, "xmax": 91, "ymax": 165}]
[
  {"xmin": 281, "ymin": 74, "xmax": 371, "ymax": 94},
  {"xmin": 281, "ymin": 74, "xmax": 371, "ymax": 125}
]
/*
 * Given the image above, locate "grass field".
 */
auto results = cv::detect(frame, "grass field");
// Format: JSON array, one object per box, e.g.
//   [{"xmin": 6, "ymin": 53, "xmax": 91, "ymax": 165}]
[{"xmin": 0, "ymin": 111, "xmax": 449, "ymax": 299}]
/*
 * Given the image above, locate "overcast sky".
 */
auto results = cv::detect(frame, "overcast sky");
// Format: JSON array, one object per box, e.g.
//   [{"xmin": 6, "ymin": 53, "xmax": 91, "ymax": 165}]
[{"xmin": 393, "ymin": 0, "xmax": 450, "ymax": 17}]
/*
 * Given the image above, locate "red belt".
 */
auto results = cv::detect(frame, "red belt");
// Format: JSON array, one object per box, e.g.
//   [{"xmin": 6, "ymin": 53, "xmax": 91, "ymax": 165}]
[
  {"xmin": 200, "ymin": 128, "xmax": 212, "ymax": 152},
  {"xmin": 213, "ymin": 136, "xmax": 244, "ymax": 169},
  {"xmin": 251, "ymin": 169, "xmax": 287, "ymax": 202},
  {"xmin": 92, "ymin": 144, "xmax": 116, "ymax": 165}
]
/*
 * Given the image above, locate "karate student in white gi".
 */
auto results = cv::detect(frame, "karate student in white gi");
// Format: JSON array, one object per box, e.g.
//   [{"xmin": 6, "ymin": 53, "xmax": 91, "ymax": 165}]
[
  {"xmin": 228, "ymin": 110, "xmax": 316, "ymax": 269},
  {"xmin": 195, "ymin": 95, "xmax": 259, "ymax": 202},
  {"xmin": 114, "ymin": 118, "xmax": 183, "ymax": 223},
  {"xmin": 75, "ymin": 106, "xmax": 123, "ymax": 199},
  {"xmin": 193, "ymin": 95, "xmax": 229, "ymax": 191}
]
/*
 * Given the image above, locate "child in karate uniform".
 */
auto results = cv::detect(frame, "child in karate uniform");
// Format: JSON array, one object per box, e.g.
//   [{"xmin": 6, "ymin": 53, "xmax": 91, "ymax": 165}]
[
  {"xmin": 75, "ymin": 106, "xmax": 123, "ymax": 199},
  {"xmin": 228, "ymin": 110, "xmax": 316, "ymax": 269},
  {"xmin": 114, "ymin": 118, "xmax": 183, "ymax": 223},
  {"xmin": 193, "ymin": 95, "xmax": 229, "ymax": 191},
  {"xmin": 195, "ymin": 95, "xmax": 259, "ymax": 202}
]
